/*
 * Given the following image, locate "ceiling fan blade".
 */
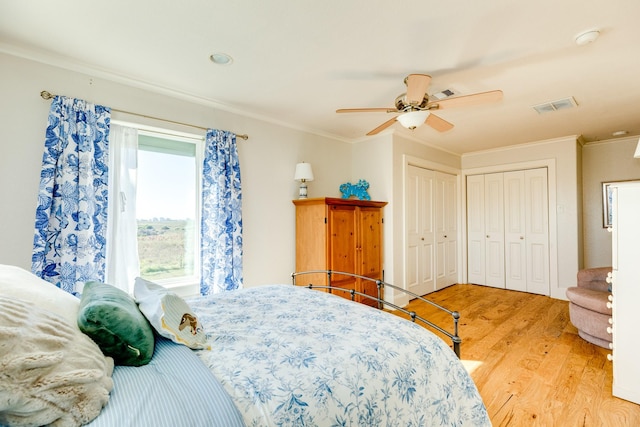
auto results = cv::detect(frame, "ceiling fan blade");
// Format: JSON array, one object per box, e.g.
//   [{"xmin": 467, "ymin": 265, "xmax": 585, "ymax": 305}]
[
  {"xmin": 425, "ymin": 113, "xmax": 454, "ymax": 132},
  {"xmin": 428, "ymin": 90, "xmax": 503, "ymax": 110},
  {"xmin": 405, "ymin": 74, "xmax": 431, "ymax": 105},
  {"xmin": 336, "ymin": 108, "xmax": 396, "ymax": 113},
  {"xmin": 366, "ymin": 117, "xmax": 397, "ymax": 136}
]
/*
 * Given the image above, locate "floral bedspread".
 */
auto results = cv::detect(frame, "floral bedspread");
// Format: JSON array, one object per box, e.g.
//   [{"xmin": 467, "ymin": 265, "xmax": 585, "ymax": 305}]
[{"xmin": 189, "ymin": 285, "xmax": 490, "ymax": 427}]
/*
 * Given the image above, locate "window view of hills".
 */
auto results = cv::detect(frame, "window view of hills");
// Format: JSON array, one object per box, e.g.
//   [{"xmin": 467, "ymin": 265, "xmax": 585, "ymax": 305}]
[{"xmin": 137, "ymin": 219, "xmax": 195, "ymax": 280}]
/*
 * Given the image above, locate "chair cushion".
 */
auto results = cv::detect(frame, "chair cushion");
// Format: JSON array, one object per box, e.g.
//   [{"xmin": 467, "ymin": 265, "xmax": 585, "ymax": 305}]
[
  {"xmin": 569, "ymin": 302, "xmax": 612, "ymax": 343},
  {"xmin": 576, "ymin": 267, "xmax": 612, "ymax": 292},
  {"xmin": 578, "ymin": 330, "xmax": 611, "ymax": 349},
  {"xmin": 566, "ymin": 286, "xmax": 611, "ymax": 315}
]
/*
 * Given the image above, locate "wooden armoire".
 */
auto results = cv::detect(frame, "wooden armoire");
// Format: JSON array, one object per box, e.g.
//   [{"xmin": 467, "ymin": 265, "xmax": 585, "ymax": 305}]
[{"xmin": 293, "ymin": 197, "xmax": 387, "ymax": 307}]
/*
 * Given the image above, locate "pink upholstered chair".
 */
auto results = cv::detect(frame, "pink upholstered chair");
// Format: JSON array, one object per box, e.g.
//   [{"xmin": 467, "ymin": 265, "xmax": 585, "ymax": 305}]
[{"xmin": 565, "ymin": 267, "xmax": 613, "ymax": 349}]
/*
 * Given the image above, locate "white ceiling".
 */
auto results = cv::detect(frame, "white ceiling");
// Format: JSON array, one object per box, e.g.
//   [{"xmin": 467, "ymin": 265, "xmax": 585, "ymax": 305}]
[{"xmin": 2, "ymin": 0, "xmax": 639, "ymax": 154}]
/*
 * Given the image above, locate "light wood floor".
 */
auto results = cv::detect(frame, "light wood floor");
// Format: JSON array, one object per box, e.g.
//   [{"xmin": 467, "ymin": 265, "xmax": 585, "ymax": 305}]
[{"xmin": 392, "ymin": 283, "xmax": 640, "ymax": 426}]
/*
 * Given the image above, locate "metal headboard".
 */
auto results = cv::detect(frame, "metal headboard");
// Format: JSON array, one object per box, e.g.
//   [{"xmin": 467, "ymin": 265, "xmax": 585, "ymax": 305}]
[{"xmin": 291, "ymin": 270, "xmax": 461, "ymax": 358}]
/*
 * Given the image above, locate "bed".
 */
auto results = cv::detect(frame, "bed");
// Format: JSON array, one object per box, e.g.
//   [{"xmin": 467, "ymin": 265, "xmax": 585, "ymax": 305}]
[{"xmin": 0, "ymin": 265, "xmax": 490, "ymax": 427}]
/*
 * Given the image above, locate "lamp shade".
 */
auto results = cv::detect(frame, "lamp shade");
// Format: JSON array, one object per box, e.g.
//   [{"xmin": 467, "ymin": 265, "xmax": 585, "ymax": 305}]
[
  {"xmin": 397, "ymin": 110, "xmax": 430, "ymax": 130},
  {"xmin": 635, "ymin": 137, "xmax": 640, "ymax": 158},
  {"xmin": 294, "ymin": 162, "xmax": 314, "ymax": 181}
]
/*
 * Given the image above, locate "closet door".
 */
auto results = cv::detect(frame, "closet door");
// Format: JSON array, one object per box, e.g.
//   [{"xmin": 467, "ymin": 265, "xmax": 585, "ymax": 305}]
[
  {"xmin": 484, "ymin": 173, "xmax": 505, "ymax": 288},
  {"xmin": 435, "ymin": 171, "xmax": 458, "ymax": 290},
  {"xmin": 466, "ymin": 175, "xmax": 485, "ymax": 285},
  {"xmin": 504, "ymin": 170, "xmax": 527, "ymax": 291},
  {"xmin": 466, "ymin": 168, "xmax": 550, "ymax": 295},
  {"xmin": 406, "ymin": 165, "xmax": 435, "ymax": 296},
  {"xmin": 524, "ymin": 168, "xmax": 549, "ymax": 295}
]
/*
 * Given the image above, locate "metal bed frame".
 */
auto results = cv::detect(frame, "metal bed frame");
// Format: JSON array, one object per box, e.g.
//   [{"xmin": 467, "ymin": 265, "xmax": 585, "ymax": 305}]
[{"xmin": 291, "ymin": 270, "xmax": 462, "ymax": 358}]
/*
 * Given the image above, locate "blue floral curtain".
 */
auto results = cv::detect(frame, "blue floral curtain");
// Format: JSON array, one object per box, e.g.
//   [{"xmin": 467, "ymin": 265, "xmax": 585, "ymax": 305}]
[
  {"xmin": 200, "ymin": 129, "xmax": 243, "ymax": 295},
  {"xmin": 32, "ymin": 96, "xmax": 111, "ymax": 295}
]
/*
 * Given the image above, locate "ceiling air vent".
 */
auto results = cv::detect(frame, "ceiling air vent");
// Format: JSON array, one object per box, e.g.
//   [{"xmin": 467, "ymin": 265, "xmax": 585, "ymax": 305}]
[
  {"xmin": 532, "ymin": 96, "xmax": 578, "ymax": 114},
  {"xmin": 431, "ymin": 89, "xmax": 456, "ymax": 100}
]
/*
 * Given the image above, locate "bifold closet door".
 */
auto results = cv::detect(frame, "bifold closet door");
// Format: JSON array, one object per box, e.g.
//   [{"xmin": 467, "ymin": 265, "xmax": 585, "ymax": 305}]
[
  {"xmin": 467, "ymin": 168, "xmax": 549, "ymax": 295},
  {"xmin": 504, "ymin": 171, "xmax": 527, "ymax": 291},
  {"xmin": 466, "ymin": 174, "xmax": 485, "ymax": 285},
  {"xmin": 406, "ymin": 165, "xmax": 458, "ymax": 296},
  {"xmin": 467, "ymin": 173, "xmax": 505, "ymax": 288},
  {"xmin": 435, "ymin": 171, "xmax": 458, "ymax": 290},
  {"xmin": 523, "ymin": 168, "xmax": 549, "ymax": 295},
  {"xmin": 406, "ymin": 165, "xmax": 435, "ymax": 296},
  {"xmin": 484, "ymin": 173, "xmax": 506, "ymax": 288},
  {"xmin": 503, "ymin": 168, "xmax": 549, "ymax": 294}
]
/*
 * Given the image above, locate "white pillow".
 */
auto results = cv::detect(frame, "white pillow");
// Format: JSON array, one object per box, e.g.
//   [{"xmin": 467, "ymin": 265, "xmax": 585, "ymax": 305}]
[
  {"xmin": 134, "ymin": 277, "xmax": 209, "ymax": 350},
  {"xmin": 0, "ymin": 296, "xmax": 113, "ymax": 427},
  {"xmin": 0, "ymin": 264, "xmax": 80, "ymax": 327}
]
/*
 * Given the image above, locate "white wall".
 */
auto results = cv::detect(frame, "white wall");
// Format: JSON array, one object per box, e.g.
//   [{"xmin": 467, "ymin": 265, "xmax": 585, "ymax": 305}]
[
  {"xmin": 582, "ymin": 137, "xmax": 640, "ymax": 267},
  {"xmin": 0, "ymin": 52, "xmax": 352, "ymax": 287},
  {"xmin": 461, "ymin": 136, "xmax": 581, "ymax": 300}
]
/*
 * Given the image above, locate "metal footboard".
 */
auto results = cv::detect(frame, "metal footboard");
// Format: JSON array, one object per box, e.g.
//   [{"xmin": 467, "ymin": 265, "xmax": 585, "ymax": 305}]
[{"xmin": 291, "ymin": 270, "xmax": 461, "ymax": 358}]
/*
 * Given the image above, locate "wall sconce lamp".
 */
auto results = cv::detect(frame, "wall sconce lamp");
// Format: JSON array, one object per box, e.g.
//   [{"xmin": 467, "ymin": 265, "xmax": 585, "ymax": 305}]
[
  {"xmin": 635, "ymin": 137, "xmax": 640, "ymax": 158},
  {"xmin": 294, "ymin": 162, "xmax": 314, "ymax": 199}
]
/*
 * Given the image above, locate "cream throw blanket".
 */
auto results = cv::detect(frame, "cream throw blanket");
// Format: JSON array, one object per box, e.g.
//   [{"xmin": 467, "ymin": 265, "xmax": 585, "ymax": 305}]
[{"xmin": 0, "ymin": 297, "xmax": 114, "ymax": 427}]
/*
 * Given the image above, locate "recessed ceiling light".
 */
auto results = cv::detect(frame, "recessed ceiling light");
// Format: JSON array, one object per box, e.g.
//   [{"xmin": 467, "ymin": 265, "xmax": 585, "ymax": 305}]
[
  {"xmin": 612, "ymin": 130, "xmax": 628, "ymax": 137},
  {"xmin": 209, "ymin": 52, "xmax": 233, "ymax": 65},
  {"xmin": 575, "ymin": 29, "xmax": 600, "ymax": 46}
]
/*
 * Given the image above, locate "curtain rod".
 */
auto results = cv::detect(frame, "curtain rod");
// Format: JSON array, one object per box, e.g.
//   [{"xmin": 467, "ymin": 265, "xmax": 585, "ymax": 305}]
[{"xmin": 40, "ymin": 90, "xmax": 248, "ymax": 140}]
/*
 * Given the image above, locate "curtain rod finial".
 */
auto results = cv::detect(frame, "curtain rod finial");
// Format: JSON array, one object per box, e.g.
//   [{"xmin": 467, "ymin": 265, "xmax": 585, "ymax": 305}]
[{"xmin": 40, "ymin": 90, "xmax": 55, "ymax": 100}]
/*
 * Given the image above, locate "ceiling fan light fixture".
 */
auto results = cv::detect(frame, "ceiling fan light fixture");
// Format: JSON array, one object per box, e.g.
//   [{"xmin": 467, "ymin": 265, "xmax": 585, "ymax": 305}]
[{"xmin": 397, "ymin": 110, "xmax": 430, "ymax": 130}]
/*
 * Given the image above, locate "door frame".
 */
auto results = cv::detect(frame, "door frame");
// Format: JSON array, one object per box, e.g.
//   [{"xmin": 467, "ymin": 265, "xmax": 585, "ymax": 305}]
[{"xmin": 461, "ymin": 158, "xmax": 558, "ymax": 294}]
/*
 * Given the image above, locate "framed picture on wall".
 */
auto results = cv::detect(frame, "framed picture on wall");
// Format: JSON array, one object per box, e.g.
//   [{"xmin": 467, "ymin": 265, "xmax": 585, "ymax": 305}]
[{"xmin": 603, "ymin": 180, "xmax": 640, "ymax": 228}]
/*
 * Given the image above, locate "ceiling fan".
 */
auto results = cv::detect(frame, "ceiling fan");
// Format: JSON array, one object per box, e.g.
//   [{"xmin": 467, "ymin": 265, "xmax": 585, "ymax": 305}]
[{"xmin": 336, "ymin": 74, "xmax": 503, "ymax": 136}]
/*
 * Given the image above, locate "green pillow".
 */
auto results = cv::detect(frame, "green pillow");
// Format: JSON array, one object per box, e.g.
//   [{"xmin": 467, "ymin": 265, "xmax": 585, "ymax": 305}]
[{"xmin": 78, "ymin": 281, "xmax": 155, "ymax": 366}]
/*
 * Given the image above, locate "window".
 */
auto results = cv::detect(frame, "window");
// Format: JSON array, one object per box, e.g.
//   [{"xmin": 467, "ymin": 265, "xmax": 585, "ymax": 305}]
[{"xmin": 135, "ymin": 132, "xmax": 201, "ymax": 291}]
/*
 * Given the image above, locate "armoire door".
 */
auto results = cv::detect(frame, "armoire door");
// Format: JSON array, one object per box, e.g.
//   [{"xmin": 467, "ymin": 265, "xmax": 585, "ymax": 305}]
[
  {"xmin": 406, "ymin": 165, "xmax": 435, "ymax": 296},
  {"xmin": 357, "ymin": 206, "xmax": 384, "ymax": 303},
  {"xmin": 327, "ymin": 205, "xmax": 357, "ymax": 293}
]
